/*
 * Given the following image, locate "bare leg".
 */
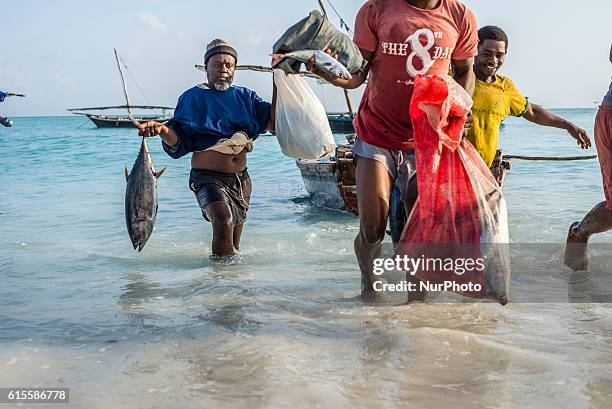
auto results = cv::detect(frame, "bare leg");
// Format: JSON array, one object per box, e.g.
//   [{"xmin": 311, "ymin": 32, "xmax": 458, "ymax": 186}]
[
  {"xmin": 205, "ymin": 201, "xmax": 235, "ymax": 258},
  {"xmin": 354, "ymin": 157, "xmax": 393, "ymax": 300},
  {"xmin": 233, "ymin": 223, "xmax": 245, "ymax": 251},
  {"xmin": 565, "ymin": 201, "xmax": 612, "ymax": 271}
]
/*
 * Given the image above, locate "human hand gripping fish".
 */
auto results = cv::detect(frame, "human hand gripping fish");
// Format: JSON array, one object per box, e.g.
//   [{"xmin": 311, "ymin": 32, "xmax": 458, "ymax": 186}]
[
  {"xmin": 129, "ymin": 114, "xmax": 167, "ymax": 132},
  {"xmin": 137, "ymin": 120, "xmax": 167, "ymax": 138},
  {"xmin": 271, "ymin": 49, "xmax": 351, "ymax": 80}
]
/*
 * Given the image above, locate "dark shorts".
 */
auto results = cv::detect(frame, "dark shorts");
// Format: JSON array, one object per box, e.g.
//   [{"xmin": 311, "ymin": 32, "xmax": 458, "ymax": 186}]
[
  {"xmin": 189, "ymin": 168, "xmax": 252, "ymax": 226},
  {"xmin": 352, "ymin": 137, "xmax": 418, "ymax": 210},
  {"xmin": 352, "ymin": 137, "xmax": 418, "ymax": 243}
]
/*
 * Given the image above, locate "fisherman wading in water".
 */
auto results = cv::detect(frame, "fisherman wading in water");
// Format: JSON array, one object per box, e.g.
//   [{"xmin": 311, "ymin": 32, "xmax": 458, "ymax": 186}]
[
  {"xmin": 139, "ymin": 39, "xmax": 276, "ymax": 260},
  {"xmin": 565, "ymin": 44, "xmax": 612, "ymax": 270},
  {"xmin": 308, "ymin": 0, "xmax": 479, "ymax": 301}
]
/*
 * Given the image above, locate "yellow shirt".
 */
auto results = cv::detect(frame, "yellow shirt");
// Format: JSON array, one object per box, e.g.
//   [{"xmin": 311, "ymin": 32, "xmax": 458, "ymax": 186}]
[{"xmin": 467, "ymin": 75, "xmax": 529, "ymax": 166}]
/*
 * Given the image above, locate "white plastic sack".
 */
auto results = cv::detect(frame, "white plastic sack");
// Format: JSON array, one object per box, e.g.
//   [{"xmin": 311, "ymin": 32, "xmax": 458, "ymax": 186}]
[{"xmin": 273, "ymin": 69, "xmax": 336, "ymax": 159}]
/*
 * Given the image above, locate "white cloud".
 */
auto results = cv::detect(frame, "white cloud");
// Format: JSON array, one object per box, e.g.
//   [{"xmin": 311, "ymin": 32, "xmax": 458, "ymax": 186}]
[
  {"xmin": 247, "ymin": 35, "xmax": 262, "ymax": 46},
  {"xmin": 137, "ymin": 11, "xmax": 168, "ymax": 33},
  {"xmin": 176, "ymin": 29, "xmax": 187, "ymax": 41}
]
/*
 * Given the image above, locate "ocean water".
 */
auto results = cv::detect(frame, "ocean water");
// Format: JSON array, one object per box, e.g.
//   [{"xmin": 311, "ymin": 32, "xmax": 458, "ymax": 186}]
[{"xmin": 1, "ymin": 111, "xmax": 611, "ymax": 408}]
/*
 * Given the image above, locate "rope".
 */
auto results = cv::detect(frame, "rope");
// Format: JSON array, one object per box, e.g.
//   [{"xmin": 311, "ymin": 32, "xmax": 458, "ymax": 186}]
[
  {"xmin": 322, "ymin": 0, "xmax": 353, "ymax": 35},
  {"xmin": 118, "ymin": 55, "xmax": 152, "ymax": 106}
]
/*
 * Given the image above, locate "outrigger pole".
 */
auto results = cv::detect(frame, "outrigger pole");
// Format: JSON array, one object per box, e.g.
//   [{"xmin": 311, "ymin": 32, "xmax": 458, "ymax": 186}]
[{"xmin": 505, "ymin": 155, "xmax": 597, "ymax": 161}]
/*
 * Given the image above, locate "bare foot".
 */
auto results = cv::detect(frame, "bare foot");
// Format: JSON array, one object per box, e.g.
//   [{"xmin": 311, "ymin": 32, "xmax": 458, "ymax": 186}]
[
  {"xmin": 564, "ymin": 222, "xmax": 590, "ymax": 271},
  {"xmin": 405, "ymin": 275, "xmax": 427, "ymax": 303},
  {"xmin": 360, "ymin": 288, "xmax": 391, "ymax": 305},
  {"xmin": 209, "ymin": 253, "xmax": 240, "ymax": 265}
]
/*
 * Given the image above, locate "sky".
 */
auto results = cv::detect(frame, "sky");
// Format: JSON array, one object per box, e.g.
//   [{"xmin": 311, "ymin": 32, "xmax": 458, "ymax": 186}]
[{"xmin": 1, "ymin": 0, "xmax": 611, "ymax": 116}]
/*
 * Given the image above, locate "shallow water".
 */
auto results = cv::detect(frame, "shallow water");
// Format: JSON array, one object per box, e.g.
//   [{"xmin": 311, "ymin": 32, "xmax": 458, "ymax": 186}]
[{"xmin": 1, "ymin": 111, "xmax": 611, "ymax": 408}]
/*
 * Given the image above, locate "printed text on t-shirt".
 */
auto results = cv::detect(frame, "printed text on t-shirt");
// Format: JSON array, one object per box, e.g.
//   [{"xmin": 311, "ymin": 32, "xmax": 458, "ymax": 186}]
[{"xmin": 381, "ymin": 28, "xmax": 454, "ymax": 80}]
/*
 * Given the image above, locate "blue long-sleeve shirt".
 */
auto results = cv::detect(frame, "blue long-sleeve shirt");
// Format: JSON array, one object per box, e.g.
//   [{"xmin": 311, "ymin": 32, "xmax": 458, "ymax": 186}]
[
  {"xmin": 163, "ymin": 84, "xmax": 272, "ymax": 158},
  {"xmin": 0, "ymin": 91, "xmax": 7, "ymax": 103}
]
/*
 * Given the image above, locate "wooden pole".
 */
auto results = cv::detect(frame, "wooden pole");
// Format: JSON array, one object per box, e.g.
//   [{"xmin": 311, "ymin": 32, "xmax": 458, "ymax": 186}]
[
  {"xmin": 318, "ymin": 0, "xmax": 328, "ymax": 16},
  {"xmin": 504, "ymin": 155, "xmax": 597, "ymax": 161},
  {"xmin": 227, "ymin": 64, "xmax": 322, "ymax": 79},
  {"xmin": 343, "ymin": 89, "xmax": 353, "ymax": 115}
]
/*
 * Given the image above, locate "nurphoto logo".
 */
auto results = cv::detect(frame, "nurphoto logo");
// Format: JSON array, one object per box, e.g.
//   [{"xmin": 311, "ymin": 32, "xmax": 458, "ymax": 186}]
[{"xmin": 371, "ymin": 254, "xmax": 485, "ymax": 293}]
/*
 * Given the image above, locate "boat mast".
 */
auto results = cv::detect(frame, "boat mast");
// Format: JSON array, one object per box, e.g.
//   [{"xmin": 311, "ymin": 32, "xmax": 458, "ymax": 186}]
[
  {"xmin": 114, "ymin": 49, "xmax": 132, "ymax": 116},
  {"xmin": 113, "ymin": 49, "xmax": 141, "ymax": 127}
]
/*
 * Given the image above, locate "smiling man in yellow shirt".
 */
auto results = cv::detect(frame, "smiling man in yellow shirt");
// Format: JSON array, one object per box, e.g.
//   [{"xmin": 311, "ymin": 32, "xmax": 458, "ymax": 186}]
[{"xmin": 467, "ymin": 26, "xmax": 591, "ymax": 167}]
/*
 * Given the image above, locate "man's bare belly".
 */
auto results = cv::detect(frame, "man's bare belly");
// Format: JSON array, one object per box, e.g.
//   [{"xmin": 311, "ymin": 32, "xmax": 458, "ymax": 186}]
[{"xmin": 191, "ymin": 150, "xmax": 247, "ymax": 173}]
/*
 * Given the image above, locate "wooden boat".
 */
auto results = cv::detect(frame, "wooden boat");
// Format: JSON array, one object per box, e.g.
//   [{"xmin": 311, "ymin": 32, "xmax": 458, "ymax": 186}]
[
  {"xmin": 67, "ymin": 105, "xmax": 174, "ymax": 128},
  {"xmin": 296, "ymin": 138, "xmax": 511, "ymax": 215},
  {"xmin": 0, "ymin": 91, "xmax": 25, "ymax": 127},
  {"xmin": 88, "ymin": 114, "xmax": 168, "ymax": 128},
  {"xmin": 0, "ymin": 116, "xmax": 13, "ymax": 127},
  {"xmin": 68, "ymin": 50, "xmax": 172, "ymax": 128},
  {"xmin": 327, "ymin": 112, "xmax": 355, "ymax": 134},
  {"xmin": 297, "ymin": 143, "xmax": 358, "ymax": 213}
]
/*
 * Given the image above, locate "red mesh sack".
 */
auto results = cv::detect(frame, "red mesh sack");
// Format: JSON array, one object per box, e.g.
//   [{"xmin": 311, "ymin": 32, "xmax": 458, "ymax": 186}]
[{"xmin": 396, "ymin": 75, "xmax": 510, "ymax": 304}]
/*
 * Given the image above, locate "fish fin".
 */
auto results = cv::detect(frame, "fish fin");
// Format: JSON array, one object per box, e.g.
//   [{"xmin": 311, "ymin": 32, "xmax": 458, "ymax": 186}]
[
  {"xmin": 124, "ymin": 166, "xmax": 129, "ymax": 182},
  {"xmin": 154, "ymin": 167, "xmax": 166, "ymax": 179}
]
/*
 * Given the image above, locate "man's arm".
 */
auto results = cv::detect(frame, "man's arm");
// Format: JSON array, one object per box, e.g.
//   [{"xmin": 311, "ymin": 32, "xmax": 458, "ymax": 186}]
[
  {"xmin": 451, "ymin": 58, "xmax": 476, "ymax": 97},
  {"xmin": 139, "ymin": 121, "xmax": 179, "ymax": 147},
  {"xmin": 306, "ymin": 48, "xmax": 374, "ymax": 90},
  {"xmin": 522, "ymin": 103, "xmax": 591, "ymax": 149}
]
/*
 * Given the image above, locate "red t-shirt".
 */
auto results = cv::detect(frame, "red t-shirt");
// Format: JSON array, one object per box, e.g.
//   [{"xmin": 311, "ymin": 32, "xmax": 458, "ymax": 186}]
[{"xmin": 353, "ymin": 0, "xmax": 478, "ymax": 150}]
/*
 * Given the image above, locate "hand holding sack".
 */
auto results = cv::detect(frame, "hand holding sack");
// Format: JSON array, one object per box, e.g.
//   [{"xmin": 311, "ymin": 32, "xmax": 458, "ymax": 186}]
[
  {"xmin": 273, "ymin": 69, "xmax": 336, "ymax": 159},
  {"xmin": 396, "ymin": 74, "xmax": 511, "ymax": 304}
]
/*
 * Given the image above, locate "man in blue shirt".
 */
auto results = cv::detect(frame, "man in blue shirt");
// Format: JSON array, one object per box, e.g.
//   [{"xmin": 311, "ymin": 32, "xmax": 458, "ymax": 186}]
[{"xmin": 139, "ymin": 39, "xmax": 276, "ymax": 260}]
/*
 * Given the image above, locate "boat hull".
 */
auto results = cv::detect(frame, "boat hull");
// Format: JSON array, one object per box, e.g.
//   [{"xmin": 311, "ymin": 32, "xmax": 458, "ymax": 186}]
[
  {"xmin": 296, "ymin": 145, "xmax": 358, "ymax": 214},
  {"xmin": 328, "ymin": 117, "xmax": 355, "ymax": 134},
  {"xmin": 88, "ymin": 115, "xmax": 169, "ymax": 128},
  {"xmin": 296, "ymin": 147, "xmax": 510, "ymax": 216}
]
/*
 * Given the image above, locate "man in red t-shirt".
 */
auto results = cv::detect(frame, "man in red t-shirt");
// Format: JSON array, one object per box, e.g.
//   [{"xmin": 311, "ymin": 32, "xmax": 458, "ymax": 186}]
[{"xmin": 309, "ymin": 0, "xmax": 479, "ymax": 299}]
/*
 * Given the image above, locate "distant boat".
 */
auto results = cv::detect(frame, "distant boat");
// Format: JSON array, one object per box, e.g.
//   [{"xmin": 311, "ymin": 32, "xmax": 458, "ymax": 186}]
[
  {"xmin": 327, "ymin": 112, "xmax": 355, "ymax": 134},
  {"xmin": 68, "ymin": 50, "xmax": 173, "ymax": 128},
  {"xmin": 0, "ymin": 116, "xmax": 13, "ymax": 127},
  {"xmin": 67, "ymin": 105, "xmax": 173, "ymax": 128},
  {"xmin": 0, "ymin": 91, "xmax": 25, "ymax": 127}
]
